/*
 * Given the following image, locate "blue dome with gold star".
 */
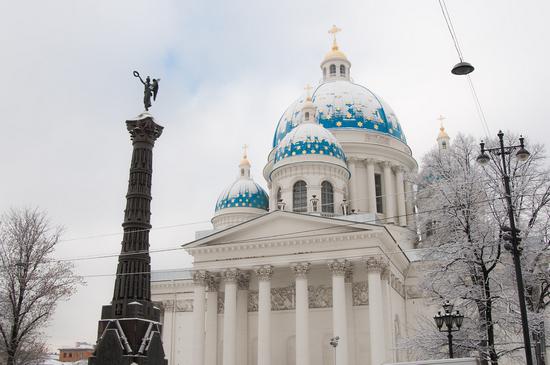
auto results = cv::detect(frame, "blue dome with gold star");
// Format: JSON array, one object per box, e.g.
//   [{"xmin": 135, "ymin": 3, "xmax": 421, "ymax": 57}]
[
  {"xmin": 273, "ymin": 80, "xmax": 406, "ymax": 148},
  {"xmin": 215, "ymin": 179, "xmax": 269, "ymax": 212},
  {"xmin": 274, "ymin": 122, "xmax": 346, "ymax": 164}
]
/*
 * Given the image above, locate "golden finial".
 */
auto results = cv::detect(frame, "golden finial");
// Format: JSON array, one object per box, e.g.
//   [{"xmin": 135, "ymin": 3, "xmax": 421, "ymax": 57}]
[
  {"xmin": 304, "ymin": 84, "xmax": 313, "ymax": 101},
  {"xmin": 437, "ymin": 115, "xmax": 449, "ymax": 139},
  {"xmin": 240, "ymin": 144, "xmax": 251, "ymax": 167},
  {"xmin": 328, "ymin": 25, "xmax": 342, "ymax": 50}
]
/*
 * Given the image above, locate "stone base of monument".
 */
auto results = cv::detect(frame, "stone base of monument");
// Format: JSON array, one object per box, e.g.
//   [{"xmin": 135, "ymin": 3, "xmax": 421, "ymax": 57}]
[{"xmin": 88, "ymin": 297, "xmax": 167, "ymax": 364}]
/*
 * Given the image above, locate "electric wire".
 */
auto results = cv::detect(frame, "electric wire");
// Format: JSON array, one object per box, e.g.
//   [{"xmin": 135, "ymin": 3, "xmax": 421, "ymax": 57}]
[
  {"xmin": 437, "ymin": 0, "xmax": 492, "ymax": 137},
  {"xmin": 50, "ymin": 191, "xmax": 549, "ymax": 263}
]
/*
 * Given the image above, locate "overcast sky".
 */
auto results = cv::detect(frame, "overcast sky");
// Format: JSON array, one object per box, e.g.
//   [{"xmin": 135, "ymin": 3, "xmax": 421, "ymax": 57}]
[{"xmin": 1, "ymin": 0, "xmax": 549, "ymax": 351}]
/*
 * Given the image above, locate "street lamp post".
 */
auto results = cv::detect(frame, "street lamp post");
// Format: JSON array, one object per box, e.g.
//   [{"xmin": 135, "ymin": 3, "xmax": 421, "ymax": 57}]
[
  {"xmin": 476, "ymin": 130, "xmax": 533, "ymax": 365},
  {"xmin": 434, "ymin": 301, "xmax": 464, "ymax": 358}
]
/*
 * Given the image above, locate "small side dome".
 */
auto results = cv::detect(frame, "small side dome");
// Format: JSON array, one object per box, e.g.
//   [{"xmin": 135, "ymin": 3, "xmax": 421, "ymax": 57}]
[
  {"xmin": 215, "ymin": 180, "xmax": 269, "ymax": 212},
  {"xmin": 214, "ymin": 148, "xmax": 269, "ymax": 213},
  {"xmin": 213, "ymin": 150, "xmax": 269, "ymax": 230}
]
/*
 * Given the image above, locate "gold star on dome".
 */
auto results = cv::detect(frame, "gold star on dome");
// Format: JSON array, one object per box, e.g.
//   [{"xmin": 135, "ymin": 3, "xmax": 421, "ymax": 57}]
[
  {"xmin": 357, "ymin": 121, "xmax": 363, "ymax": 127},
  {"xmin": 336, "ymin": 121, "xmax": 342, "ymax": 127}
]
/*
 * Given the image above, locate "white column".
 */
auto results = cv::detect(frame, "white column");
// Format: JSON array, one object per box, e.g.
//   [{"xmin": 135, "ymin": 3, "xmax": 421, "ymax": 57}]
[
  {"xmin": 328, "ymin": 260, "xmax": 349, "ymax": 365},
  {"xmin": 394, "ymin": 166, "xmax": 407, "ymax": 227},
  {"xmin": 222, "ymin": 269, "xmax": 239, "ymax": 365},
  {"xmin": 161, "ymin": 299, "xmax": 176, "ymax": 364},
  {"xmin": 405, "ymin": 180, "xmax": 416, "ymax": 231},
  {"xmin": 382, "ymin": 162, "xmax": 396, "ymax": 223},
  {"xmin": 256, "ymin": 265, "xmax": 273, "ymax": 365},
  {"xmin": 381, "ymin": 269, "xmax": 394, "ymax": 362},
  {"xmin": 365, "ymin": 159, "xmax": 377, "ymax": 215},
  {"xmin": 345, "ymin": 266, "xmax": 356, "ymax": 365},
  {"xmin": 356, "ymin": 160, "xmax": 368, "ymax": 212},
  {"xmin": 205, "ymin": 275, "xmax": 219, "ymax": 365},
  {"xmin": 366, "ymin": 257, "xmax": 388, "ymax": 365},
  {"xmin": 193, "ymin": 270, "xmax": 208, "ymax": 365},
  {"xmin": 291, "ymin": 262, "xmax": 311, "ymax": 365},
  {"xmin": 348, "ymin": 158, "xmax": 359, "ymax": 212},
  {"xmin": 237, "ymin": 272, "xmax": 250, "ymax": 365}
]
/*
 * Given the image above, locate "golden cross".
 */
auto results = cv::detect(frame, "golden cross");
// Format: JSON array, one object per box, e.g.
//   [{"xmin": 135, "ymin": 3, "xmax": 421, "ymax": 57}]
[
  {"xmin": 242, "ymin": 144, "xmax": 248, "ymax": 158},
  {"xmin": 304, "ymin": 84, "xmax": 313, "ymax": 99},
  {"xmin": 328, "ymin": 25, "xmax": 342, "ymax": 48}
]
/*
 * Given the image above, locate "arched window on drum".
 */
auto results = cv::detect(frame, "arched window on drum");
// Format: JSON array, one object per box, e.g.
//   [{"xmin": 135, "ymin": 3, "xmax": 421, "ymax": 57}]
[
  {"xmin": 340, "ymin": 64, "xmax": 346, "ymax": 76},
  {"xmin": 292, "ymin": 181, "xmax": 307, "ymax": 213},
  {"xmin": 321, "ymin": 181, "xmax": 334, "ymax": 213},
  {"xmin": 329, "ymin": 64, "xmax": 336, "ymax": 76}
]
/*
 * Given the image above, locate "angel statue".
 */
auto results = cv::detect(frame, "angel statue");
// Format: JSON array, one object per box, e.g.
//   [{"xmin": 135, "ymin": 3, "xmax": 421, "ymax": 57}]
[{"xmin": 133, "ymin": 70, "xmax": 160, "ymax": 111}]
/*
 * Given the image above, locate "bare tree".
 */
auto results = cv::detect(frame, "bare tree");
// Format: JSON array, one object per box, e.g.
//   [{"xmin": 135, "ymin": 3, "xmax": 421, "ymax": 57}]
[
  {"xmin": 0, "ymin": 208, "xmax": 82, "ymax": 365},
  {"xmin": 405, "ymin": 134, "xmax": 550, "ymax": 364}
]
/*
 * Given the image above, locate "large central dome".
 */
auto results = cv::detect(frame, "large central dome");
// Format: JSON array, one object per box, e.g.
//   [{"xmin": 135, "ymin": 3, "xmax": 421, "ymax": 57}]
[{"xmin": 272, "ymin": 80, "xmax": 406, "ymax": 148}]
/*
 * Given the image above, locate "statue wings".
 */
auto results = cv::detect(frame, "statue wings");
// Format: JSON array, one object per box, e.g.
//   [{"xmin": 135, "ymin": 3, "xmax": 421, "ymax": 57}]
[{"xmin": 152, "ymin": 79, "xmax": 160, "ymax": 101}]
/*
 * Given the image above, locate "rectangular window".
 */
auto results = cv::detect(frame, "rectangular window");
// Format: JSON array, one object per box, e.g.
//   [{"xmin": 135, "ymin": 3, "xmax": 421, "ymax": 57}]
[{"xmin": 375, "ymin": 173, "xmax": 383, "ymax": 213}]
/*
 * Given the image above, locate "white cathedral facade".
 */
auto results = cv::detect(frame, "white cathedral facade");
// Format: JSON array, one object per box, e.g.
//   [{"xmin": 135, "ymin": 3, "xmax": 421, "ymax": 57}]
[{"xmin": 151, "ymin": 31, "xmax": 453, "ymax": 365}]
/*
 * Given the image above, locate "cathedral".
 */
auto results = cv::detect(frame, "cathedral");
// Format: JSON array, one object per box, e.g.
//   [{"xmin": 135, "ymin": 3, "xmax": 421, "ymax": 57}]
[{"xmin": 151, "ymin": 28, "xmax": 450, "ymax": 365}]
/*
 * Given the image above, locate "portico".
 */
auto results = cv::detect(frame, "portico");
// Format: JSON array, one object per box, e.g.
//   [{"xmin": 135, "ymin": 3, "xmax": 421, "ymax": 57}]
[{"xmin": 180, "ymin": 210, "xmax": 410, "ymax": 365}]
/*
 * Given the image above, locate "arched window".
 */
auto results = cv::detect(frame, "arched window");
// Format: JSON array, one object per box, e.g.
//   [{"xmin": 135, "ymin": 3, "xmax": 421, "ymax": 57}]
[
  {"xmin": 340, "ymin": 65, "xmax": 346, "ymax": 76},
  {"xmin": 293, "ymin": 181, "xmax": 307, "ymax": 212},
  {"xmin": 277, "ymin": 187, "xmax": 282, "ymax": 202},
  {"xmin": 321, "ymin": 181, "xmax": 334, "ymax": 213},
  {"xmin": 304, "ymin": 112, "xmax": 310, "ymax": 121},
  {"xmin": 329, "ymin": 64, "xmax": 336, "ymax": 76}
]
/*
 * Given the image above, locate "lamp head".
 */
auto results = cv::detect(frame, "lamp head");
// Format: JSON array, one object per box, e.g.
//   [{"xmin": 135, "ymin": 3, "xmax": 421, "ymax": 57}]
[
  {"xmin": 451, "ymin": 61, "xmax": 475, "ymax": 75},
  {"xmin": 515, "ymin": 135, "xmax": 530, "ymax": 161}
]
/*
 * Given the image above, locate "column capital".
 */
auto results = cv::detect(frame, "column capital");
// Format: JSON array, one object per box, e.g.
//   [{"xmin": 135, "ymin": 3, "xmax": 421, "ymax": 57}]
[
  {"xmin": 255, "ymin": 265, "xmax": 274, "ymax": 281},
  {"xmin": 392, "ymin": 165, "xmax": 406, "ymax": 174},
  {"xmin": 291, "ymin": 262, "xmax": 311, "ymax": 278},
  {"xmin": 347, "ymin": 156, "xmax": 360, "ymax": 164},
  {"xmin": 206, "ymin": 274, "xmax": 220, "ymax": 292},
  {"xmin": 193, "ymin": 270, "xmax": 210, "ymax": 286},
  {"xmin": 345, "ymin": 264, "xmax": 354, "ymax": 283},
  {"xmin": 222, "ymin": 268, "xmax": 240, "ymax": 283},
  {"xmin": 365, "ymin": 256, "xmax": 389, "ymax": 273},
  {"xmin": 328, "ymin": 259, "xmax": 350, "ymax": 277},
  {"xmin": 364, "ymin": 157, "xmax": 379, "ymax": 166},
  {"xmin": 380, "ymin": 160, "xmax": 393, "ymax": 169},
  {"xmin": 237, "ymin": 271, "xmax": 251, "ymax": 290}
]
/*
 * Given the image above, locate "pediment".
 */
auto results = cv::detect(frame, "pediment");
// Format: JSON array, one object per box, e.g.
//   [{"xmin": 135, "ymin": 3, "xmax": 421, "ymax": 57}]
[{"xmin": 183, "ymin": 211, "xmax": 383, "ymax": 249}]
